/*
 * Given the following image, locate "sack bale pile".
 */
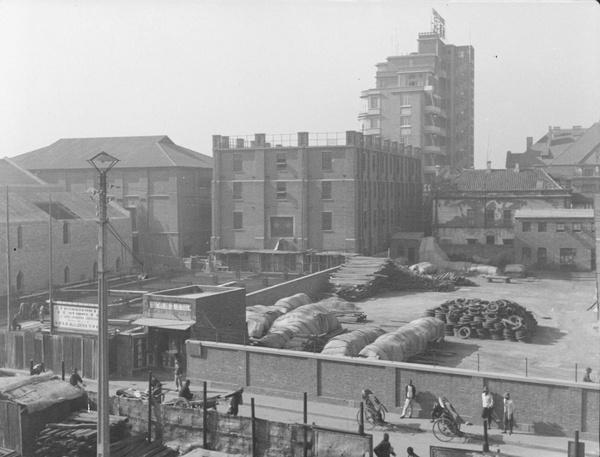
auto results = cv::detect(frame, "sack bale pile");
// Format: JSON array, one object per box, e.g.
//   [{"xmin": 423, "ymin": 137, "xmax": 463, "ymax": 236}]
[
  {"xmin": 246, "ymin": 293, "xmax": 310, "ymax": 338},
  {"xmin": 358, "ymin": 317, "xmax": 446, "ymax": 362},
  {"xmin": 321, "ymin": 327, "xmax": 386, "ymax": 357},
  {"xmin": 424, "ymin": 298, "xmax": 538, "ymax": 343}
]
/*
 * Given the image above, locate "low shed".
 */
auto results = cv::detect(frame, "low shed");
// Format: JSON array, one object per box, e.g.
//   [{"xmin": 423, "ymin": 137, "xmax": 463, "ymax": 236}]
[{"xmin": 0, "ymin": 372, "xmax": 85, "ymax": 455}]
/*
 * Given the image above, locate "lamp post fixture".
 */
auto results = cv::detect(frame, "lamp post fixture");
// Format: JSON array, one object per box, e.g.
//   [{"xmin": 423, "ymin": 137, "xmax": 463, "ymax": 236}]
[{"xmin": 88, "ymin": 152, "xmax": 119, "ymax": 457}]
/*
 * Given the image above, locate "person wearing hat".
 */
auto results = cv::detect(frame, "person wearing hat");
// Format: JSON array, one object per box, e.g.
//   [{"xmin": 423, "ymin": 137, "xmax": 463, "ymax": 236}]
[
  {"xmin": 502, "ymin": 392, "xmax": 515, "ymax": 435},
  {"xmin": 406, "ymin": 446, "xmax": 420, "ymax": 457},
  {"xmin": 481, "ymin": 386, "xmax": 494, "ymax": 429},
  {"xmin": 582, "ymin": 367, "xmax": 593, "ymax": 383},
  {"xmin": 374, "ymin": 433, "xmax": 396, "ymax": 457}
]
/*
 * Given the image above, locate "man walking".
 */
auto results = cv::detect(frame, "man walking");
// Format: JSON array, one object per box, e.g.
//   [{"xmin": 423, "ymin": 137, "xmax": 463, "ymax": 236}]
[
  {"xmin": 502, "ymin": 392, "xmax": 514, "ymax": 435},
  {"xmin": 374, "ymin": 433, "xmax": 396, "ymax": 457},
  {"xmin": 481, "ymin": 387, "xmax": 494, "ymax": 429},
  {"xmin": 400, "ymin": 379, "xmax": 416, "ymax": 419},
  {"xmin": 582, "ymin": 367, "xmax": 593, "ymax": 382}
]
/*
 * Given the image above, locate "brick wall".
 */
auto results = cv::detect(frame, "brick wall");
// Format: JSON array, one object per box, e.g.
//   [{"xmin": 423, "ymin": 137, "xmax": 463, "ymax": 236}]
[{"xmin": 186, "ymin": 342, "xmax": 600, "ymax": 441}]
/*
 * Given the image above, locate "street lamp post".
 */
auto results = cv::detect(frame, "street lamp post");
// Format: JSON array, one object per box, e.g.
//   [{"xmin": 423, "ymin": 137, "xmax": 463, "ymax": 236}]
[{"xmin": 88, "ymin": 152, "xmax": 119, "ymax": 457}]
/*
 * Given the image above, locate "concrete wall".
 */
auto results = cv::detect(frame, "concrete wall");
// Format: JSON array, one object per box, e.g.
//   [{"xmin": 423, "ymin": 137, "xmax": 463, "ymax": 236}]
[
  {"xmin": 186, "ymin": 341, "xmax": 600, "ymax": 441},
  {"xmin": 245, "ymin": 267, "xmax": 337, "ymax": 307}
]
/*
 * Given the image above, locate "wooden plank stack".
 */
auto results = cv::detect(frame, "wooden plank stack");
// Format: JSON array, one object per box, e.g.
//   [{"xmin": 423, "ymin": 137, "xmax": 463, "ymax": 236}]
[{"xmin": 33, "ymin": 410, "xmax": 177, "ymax": 457}]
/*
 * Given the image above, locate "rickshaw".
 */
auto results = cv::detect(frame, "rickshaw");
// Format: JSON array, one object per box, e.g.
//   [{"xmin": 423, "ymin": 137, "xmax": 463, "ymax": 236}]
[
  {"xmin": 356, "ymin": 388, "xmax": 387, "ymax": 429},
  {"xmin": 432, "ymin": 396, "xmax": 466, "ymax": 441}
]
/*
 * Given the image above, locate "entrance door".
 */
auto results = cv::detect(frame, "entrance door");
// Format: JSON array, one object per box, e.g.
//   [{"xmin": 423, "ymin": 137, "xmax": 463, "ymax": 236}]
[{"xmin": 407, "ymin": 247, "xmax": 416, "ymax": 264}]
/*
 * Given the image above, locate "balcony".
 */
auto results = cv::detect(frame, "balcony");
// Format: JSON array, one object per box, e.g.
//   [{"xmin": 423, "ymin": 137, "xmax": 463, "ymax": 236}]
[
  {"xmin": 424, "ymin": 125, "xmax": 445, "ymax": 136},
  {"xmin": 423, "ymin": 145, "xmax": 446, "ymax": 155},
  {"xmin": 424, "ymin": 104, "xmax": 441, "ymax": 115}
]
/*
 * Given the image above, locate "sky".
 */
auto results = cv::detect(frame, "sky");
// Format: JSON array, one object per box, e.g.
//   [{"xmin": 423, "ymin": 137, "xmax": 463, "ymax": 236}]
[{"xmin": 0, "ymin": 0, "xmax": 598, "ymax": 169}]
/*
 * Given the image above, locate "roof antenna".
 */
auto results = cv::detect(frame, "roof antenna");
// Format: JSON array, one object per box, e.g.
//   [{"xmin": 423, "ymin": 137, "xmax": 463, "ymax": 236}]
[{"xmin": 486, "ymin": 134, "xmax": 491, "ymax": 165}]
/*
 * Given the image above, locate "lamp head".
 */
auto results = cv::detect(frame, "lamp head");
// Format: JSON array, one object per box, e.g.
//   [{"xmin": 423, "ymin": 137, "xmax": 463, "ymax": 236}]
[{"xmin": 88, "ymin": 151, "xmax": 119, "ymax": 173}]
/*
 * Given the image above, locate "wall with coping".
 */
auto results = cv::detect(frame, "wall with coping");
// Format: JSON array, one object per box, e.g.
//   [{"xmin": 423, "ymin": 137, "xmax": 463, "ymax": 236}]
[{"xmin": 186, "ymin": 341, "xmax": 600, "ymax": 441}]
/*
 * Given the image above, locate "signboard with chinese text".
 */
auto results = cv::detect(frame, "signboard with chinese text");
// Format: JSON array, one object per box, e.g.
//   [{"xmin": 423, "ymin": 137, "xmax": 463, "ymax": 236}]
[
  {"xmin": 52, "ymin": 301, "xmax": 98, "ymax": 334},
  {"xmin": 431, "ymin": 9, "xmax": 446, "ymax": 40}
]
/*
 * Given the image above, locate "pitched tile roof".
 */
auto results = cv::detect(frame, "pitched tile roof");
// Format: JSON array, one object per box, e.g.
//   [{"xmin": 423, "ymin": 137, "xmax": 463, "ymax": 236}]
[
  {"xmin": 505, "ymin": 151, "xmax": 546, "ymax": 169},
  {"xmin": 515, "ymin": 209, "xmax": 592, "ymax": 219},
  {"xmin": 13, "ymin": 135, "xmax": 213, "ymax": 170},
  {"xmin": 0, "ymin": 158, "xmax": 46, "ymax": 185},
  {"xmin": 443, "ymin": 168, "xmax": 563, "ymax": 192},
  {"xmin": 550, "ymin": 123, "xmax": 600, "ymax": 166}
]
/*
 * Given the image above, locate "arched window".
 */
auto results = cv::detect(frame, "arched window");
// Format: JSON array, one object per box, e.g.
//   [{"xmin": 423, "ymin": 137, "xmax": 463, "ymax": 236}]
[
  {"xmin": 63, "ymin": 222, "xmax": 70, "ymax": 244},
  {"xmin": 93, "ymin": 261, "xmax": 98, "ymax": 279},
  {"xmin": 16, "ymin": 271, "xmax": 24, "ymax": 291},
  {"xmin": 64, "ymin": 266, "xmax": 70, "ymax": 284},
  {"xmin": 17, "ymin": 225, "xmax": 23, "ymax": 249},
  {"xmin": 115, "ymin": 257, "xmax": 122, "ymax": 273}
]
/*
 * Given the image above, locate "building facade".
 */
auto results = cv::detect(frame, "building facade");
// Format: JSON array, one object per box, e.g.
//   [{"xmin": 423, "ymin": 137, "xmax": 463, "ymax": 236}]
[
  {"xmin": 514, "ymin": 209, "xmax": 595, "ymax": 271},
  {"xmin": 211, "ymin": 131, "xmax": 422, "ymax": 272},
  {"xmin": 359, "ymin": 31, "xmax": 474, "ymax": 184},
  {"xmin": 432, "ymin": 167, "xmax": 571, "ymax": 264},
  {"xmin": 13, "ymin": 136, "xmax": 213, "ymax": 270}
]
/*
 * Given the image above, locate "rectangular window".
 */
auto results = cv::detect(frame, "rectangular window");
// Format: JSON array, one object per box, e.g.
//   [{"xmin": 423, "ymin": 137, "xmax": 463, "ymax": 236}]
[
  {"xmin": 486, "ymin": 235, "xmax": 495, "ymax": 245},
  {"xmin": 401, "ymin": 94, "xmax": 411, "ymax": 106},
  {"xmin": 503, "ymin": 210, "xmax": 511, "ymax": 221},
  {"xmin": 537, "ymin": 222, "xmax": 547, "ymax": 232},
  {"xmin": 233, "ymin": 153, "xmax": 243, "ymax": 172},
  {"xmin": 322, "ymin": 181, "xmax": 332, "ymax": 200},
  {"xmin": 322, "ymin": 212, "xmax": 332, "ymax": 231},
  {"xmin": 400, "ymin": 116, "xmax": 411, "ymax": 126},
  {"xmin": 556, "ymin": 223, "xmax": 565, "ymax": 232},
  {"xmin": 538, "ymin": 247, "xmax": 547, "ymax": 264},
  {"xmin": 271, "ymin": 216, "xmax": 293, "ymax": 237},
  {"xmin": 522, "ymin": 247, "xmax": 532, "ymax": 261},
  {"xmin": 233, "ymin": 211, "xmax": 243, "ymax": 230},
  {"xmin": 486, "ymin": 209, "xmax": 495, "ymax": 222},
  {"xmin": 276, "ymin": 152, "xmax": 287, "ymax": 171},
  {"xmin": 233, "ymin": 182, "xmax": 242, "ymax": 200},
  {"xmin": 322, "ymin": 151, "xmax": 333, "ymax": 171},
  {"xmin": 573, "ymin": 223, "xmax": 582, "ymax": 232},
  {"xmin": 522, "ymin": 222, "xmax": 531, "ymax": 232},
  {"xmin": 276, "ymin": 182, "xmax": 287, "ymax": 199},
  {"xmin": 369, "ymin": 96, "xmax": 380, "ymax": 109},
  {"xmin": 400, "ymin": 107, "xmax": 411, "ymax": 115},
  {"xmin": 466, "ymin": 238, "xmax": 477, "ymax": 245},
  {"xmin": 560, "ymin": 248, "xmax": 576, "ymax": 265}
]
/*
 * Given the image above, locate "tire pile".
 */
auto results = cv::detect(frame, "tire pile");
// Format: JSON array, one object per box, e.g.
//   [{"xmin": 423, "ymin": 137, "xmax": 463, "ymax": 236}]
[{"xmin": 423, "ymin": 298, "xmax": 538, "ymax": 343}]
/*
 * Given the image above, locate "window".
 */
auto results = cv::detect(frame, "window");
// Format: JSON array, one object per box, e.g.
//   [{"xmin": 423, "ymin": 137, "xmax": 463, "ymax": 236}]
[
  {"xmin": 322, "ymin": 212, "xmax": 332, "ymax": 231},
  {"xmin": 522, "ymin": 222, "xmax": 531, "ymax": 232},
  {"xmin": 522, "ymin": 247, "xmax": 532, "ymax": 261},
  {"xmin": 277, "ymin": 153, "xmax": 287, "ymax": 171},
  {"xmin": 16, "ymin": 271, "xmax": 24, "ymax": 291},
  {"xmin": 369, "ymin": 96, "xmax": 380, "ymax": 110},
  {"xmin": 276, "ymin": 182, "xmax": 287, "ymax": 199},
  {"xmin": 233, "ymin": 182, "xmax": 242, "ymax": 200},
  {"xmin": 503, "ymin": 210, "xmax": 512, "ymax": 221},
  {"xmin": 560, "ymin": 248, "xmax": 576, "ymax": 265},
  {"xmin": 537, "ymin": 247, "xmax": 547, "ymax": 264},
  {"xmin": 467, "ymin": 209, "xmax": 475, "ymax": 227},
  {"xmin": 233, "ymin": 211, "xmax": 243, "ymax": 230},
  {"xmin": 369, "ymin": 118, "xmax": 380, "ymax": 129},
  {"xmin": 486, "ymin": 209, "xmax": 495, "ymax": 222},
  {"xmin": 322, "ymin": 151, "xmax": 333, "ymax": 171},
  {"xmin": 400, "ymin": 116, "xmax": 411, "ymax": 126},
  {"xmin": 17, "ymin": 225, "xmax": 23, "ymax": 249},
  {"xmin": 503, "ymin": 239, "xmax": 514, "ymax": 245},
  {"xmin": 556, "ymin": 223, "xmax": 565, "ymax": 232},
  {"xmin": 400, "ymin": 107, "xmax": 411, "ymax": 116},
  {"xmin": 322, "ymin": 181, "xmax": 332, "ymax": 200},
  {"xmin": 63, "ymin": 222, "xmax": 70, "ymax": 244},
  {"xmin": 466, "ymin": 238, "xmax": 477, "ymax": 245},
  {"xmin": 537, "ymin": 222, "xmax": 547, "ymax": 232},
  {"xmin": 401, "ymin": 94, "xmax": 411, "ymax": 106},
  {"xmin": 573, "ymin": 223, "xmax": 582, "ymax": 232},
  {"xmin": 486, "ymin": 235, "xmax": 495, "ymax": 245},
  {"xmin": 233, "ymin": 153, "xmax": 243, "ymax": 172},
  {"xmin": 64, "ymin": 266, "xmax": 70, "ymax": 284},
  {"xmin": 270, "ymin": 216, "xmax": 293, "ymax": 237}
]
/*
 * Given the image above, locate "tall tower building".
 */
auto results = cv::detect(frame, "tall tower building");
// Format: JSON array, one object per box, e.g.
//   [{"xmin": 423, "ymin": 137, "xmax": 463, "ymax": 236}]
[{"xmin": 359, "ymin": 15, "xmax": 474, "ymax": 184}]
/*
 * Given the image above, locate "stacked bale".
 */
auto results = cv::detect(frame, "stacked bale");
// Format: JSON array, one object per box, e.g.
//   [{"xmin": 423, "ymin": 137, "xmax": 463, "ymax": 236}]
[
  {"xmin": 256, "ymin": 303, "xmax": 341, "ymax": 349},
  {"xmin": 246, "ymin": 293, "xmax": 310, "ymax": 338},
  {"xmin": 358, "ymin": 317, "xmax": 445, "ymax": 361},
  {"xmin": 424, "ymin": 298, "xmax": 537, "ymax": 343},
  {"xmin": 321, "ymin": 327, "xmax": 386, "ymax": 357}
]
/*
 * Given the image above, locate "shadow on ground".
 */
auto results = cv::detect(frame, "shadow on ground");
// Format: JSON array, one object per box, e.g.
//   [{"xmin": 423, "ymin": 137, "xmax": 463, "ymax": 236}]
[{"xmin": 532, "ymin": 326, "xmax": 566, "ymax": 346}]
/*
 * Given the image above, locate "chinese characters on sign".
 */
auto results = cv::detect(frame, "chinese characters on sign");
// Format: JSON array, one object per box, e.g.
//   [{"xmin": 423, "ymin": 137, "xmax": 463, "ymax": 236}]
[
  {"xmin": 148, "ymin": 301, "xmax": 191, "ymax": 312},
  {"xmin": 53, "ymin": 302, "xmax": 98, "ymax": 333},
  {"xmin": 432, "ymin": 9, "xmax": 446, "ymax": 40}
]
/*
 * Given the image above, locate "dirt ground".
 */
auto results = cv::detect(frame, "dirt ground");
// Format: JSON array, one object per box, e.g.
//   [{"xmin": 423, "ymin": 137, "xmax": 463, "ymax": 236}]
[{"xmin": 342, "ymin": 271, "xmax": 600, "ymax": 382}]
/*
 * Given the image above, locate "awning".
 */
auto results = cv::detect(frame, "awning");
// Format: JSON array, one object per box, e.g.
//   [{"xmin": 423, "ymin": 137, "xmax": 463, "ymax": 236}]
[{"xmin": 132, "ymin": 317, "xmax": 195, "ymax": 331}]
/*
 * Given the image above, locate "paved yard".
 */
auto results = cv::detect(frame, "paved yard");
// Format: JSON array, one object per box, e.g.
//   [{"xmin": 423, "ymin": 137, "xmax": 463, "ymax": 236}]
[{"xmin": 344, "ymin": 271, "xmax": 600, "ymax": 382}]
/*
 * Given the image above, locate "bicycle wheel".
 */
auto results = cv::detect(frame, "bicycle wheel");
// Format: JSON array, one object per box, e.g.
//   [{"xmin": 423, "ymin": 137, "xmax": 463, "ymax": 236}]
[
  {"xmin": 356, "ymin": 408, "xmax": 378, "ymax": 430},
  {"xmin": 433, "ymin": 417, "xmax": 455, "ymax": 442}
]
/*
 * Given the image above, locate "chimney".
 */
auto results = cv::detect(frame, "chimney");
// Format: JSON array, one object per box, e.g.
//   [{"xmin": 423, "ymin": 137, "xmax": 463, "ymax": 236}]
[
  {"xmin": 486, "ymin": 160, "xmax": 492, "ymax": 173},
  {"xmin": 514, "ymin": 162, "xmax": 520, "ymax": 173},
  {"xmin": 526, "ymin": 137, "xmax": 533, "ymax": 150}
]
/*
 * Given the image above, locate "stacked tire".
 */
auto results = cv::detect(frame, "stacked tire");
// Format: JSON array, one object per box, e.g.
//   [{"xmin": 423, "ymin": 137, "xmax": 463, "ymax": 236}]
[{"xmin": 423, "ymin": 298, "xmax": 537, "ymax": 343}]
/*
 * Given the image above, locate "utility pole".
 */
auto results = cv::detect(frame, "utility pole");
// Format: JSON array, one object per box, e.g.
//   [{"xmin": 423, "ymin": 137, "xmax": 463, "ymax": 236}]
[
  {"xmin": 5, "ymin": 185, "xmax": 11, "ymax": 332},
  {"xmin": 49, "ymin": 192, "xmax": 54, "ymax": 333}
]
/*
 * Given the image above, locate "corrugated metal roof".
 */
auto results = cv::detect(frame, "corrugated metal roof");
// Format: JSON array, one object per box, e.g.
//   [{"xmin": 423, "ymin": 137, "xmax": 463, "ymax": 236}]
[
  {"xmin": 514, "ymin": 209, "xmax": 593, "ymax": 219},
  {"xmin": 14, "ymin": 136, "xmax": 213, "ymax": 170},
  {"xmin": 550, "ymin": 123, "xmax": 600, "ymax": 166},
  {"xmin": 132, "ymin": 317, "xmax": 195, "ymax": 330},
  {"xmin": 446, "ymin": 168, "xmax": 563, "ymax": 191}
]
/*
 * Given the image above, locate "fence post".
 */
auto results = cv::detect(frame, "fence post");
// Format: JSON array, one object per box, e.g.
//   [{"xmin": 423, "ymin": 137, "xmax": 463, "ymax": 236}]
[
  {"xmin": 358, "ymin": 402, "xmax": 364, "ymax": 435},
  {"xmin": 62, "ymin": 360, "xmax": 65, "ymax": 381},
  {"xmin": 148, "ymin": 371, "xmax": 152, "ymax": 442},
  {"xmin": 477, "ymin": 354, "xmax": 480, "ymax": 372},
  {"xmin": 251, "ymin": 398, "xmax": 256, "ymax": 457},
  {"xmin": 29, "ymin": 359, "xmax": 33, "ymax": 375},
  {"xmin": 525, "ymin": 358, "xmax": 528, "ymax": 377},
  {"xmin": 482, "ymin": 420, "xmax": 489, "ymax": 452},
  {"xmin": 575, "ymin": 363, "xmax": 578, "ymax": 382},
  {"xmin": 203, "ymin": 381, "xmax": 208, "ymax": 449},
  {"xmin": 303, "ymin": 392, "xmax": 308, "ymax": 457}
]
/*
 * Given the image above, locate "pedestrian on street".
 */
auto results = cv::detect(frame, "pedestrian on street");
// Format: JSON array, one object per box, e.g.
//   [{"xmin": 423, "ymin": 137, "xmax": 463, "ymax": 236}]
[
  {"xmin": 29, "ymin": 302, "xmax": 39, "ymax": 320},
  {"xmin": 38, "ymin": 304, "xmax": 45, "ymax": 323},
  {"xmin": 400, "ymin": 379, "xmax": 417, "ymax": 419},
  {"xmin": 11, "ymin": 315, "xmax": 21, "ymax": 331},
  {"xmin": 174, "ymin": 357, "xmax": 183, "ymax": 389},
  {"xmin": 502, "ymin": 392, "xmax": 515, "ymax": 435},
  {"xmin": 374, "ymin": 433, "xmax": 396, "ymax": 457},
  {"xmin": 226, "ymin": 387, "xmax": 244, "ymax": 416},
  {"xmin": 69, "ymin": 368, "xmax": 85, "ymax": 389},
  {"xmin": 178, "ymin": 379, "xmax": 193, "ymax": 401},
  {"xmin": 406, "ymin": 446, "xmax": 420, "ymax": 457},
  {"xmin": 31, "ymin": 362, "xmax": 45, "ymax": 375},
  {"xmin": 481, "ymin": 387, "xmax": 494, "ymax": 429},
  {"xmin": 582, "ymin": 367, "xmax": 593, "ymax": 382}
]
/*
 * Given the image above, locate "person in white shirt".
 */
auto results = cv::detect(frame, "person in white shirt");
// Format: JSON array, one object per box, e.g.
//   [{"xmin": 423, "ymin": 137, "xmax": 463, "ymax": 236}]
[
  {"xmin": 481, "ymin": 387, "xmax": 494, "ymax": 429},
  {"xmin": 400, "ymin": 380, "xmax": 417, "ymax": 419},
  {"xmin": 502, "ymin": 392, "xmax": 515, "ymax": 435}
]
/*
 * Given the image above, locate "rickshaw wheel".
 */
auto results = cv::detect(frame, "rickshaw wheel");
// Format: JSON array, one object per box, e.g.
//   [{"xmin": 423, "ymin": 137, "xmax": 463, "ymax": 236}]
[
  {"xmin": 433, "ymin": 417, "xmax": 456, "ymax": 442},
  {"xmin": 173, "ymin": 398, "xmax": 191, "ymax": 408},
  {"xmin": 356, "ymin": 408, "xmax": 382, "ymax": 430}
]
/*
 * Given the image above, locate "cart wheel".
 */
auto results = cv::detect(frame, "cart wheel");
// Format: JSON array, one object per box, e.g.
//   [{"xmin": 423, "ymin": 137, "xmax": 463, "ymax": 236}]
[
  {"xmin": 356, "ymin": 408, "xmax": 380, "ymax": 430},
  {"xmin": 173, "ymin": 398, "xmax": 191, "ymax": 408},
  {"xmin": 433, "ymin": 417, "xmax": 455, "ymax": 442}
]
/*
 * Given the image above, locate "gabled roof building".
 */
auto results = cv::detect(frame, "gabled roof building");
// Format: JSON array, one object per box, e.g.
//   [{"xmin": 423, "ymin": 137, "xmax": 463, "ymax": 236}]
[{"xmin": 13, "ymin": 136, "xmax": 213, "ymax": 270}]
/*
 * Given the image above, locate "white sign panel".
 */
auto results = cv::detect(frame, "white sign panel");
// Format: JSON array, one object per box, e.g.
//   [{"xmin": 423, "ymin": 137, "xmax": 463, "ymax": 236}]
[
  {"xmin": 53, "ymin": 302, "xmax": 98, "ymax": 333},
  {"xmin": 148, "ymin": 301, "xmax": 191, "ymax": 312}
]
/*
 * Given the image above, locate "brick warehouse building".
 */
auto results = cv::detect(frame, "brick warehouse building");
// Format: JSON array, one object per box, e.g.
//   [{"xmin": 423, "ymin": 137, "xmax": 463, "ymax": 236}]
[
  {"xmin": 211, "ymin": 131, "xmax": 422, "ymax": 273},
  {"xmin": 13, "ymin": 136, "xmax": 213, "ymax": 271},
  {"xmin": 0, "ymin": 158, "xmax": 132, "ymax": 297}
]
